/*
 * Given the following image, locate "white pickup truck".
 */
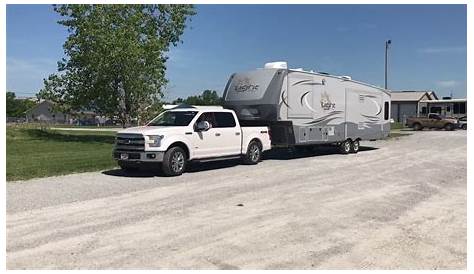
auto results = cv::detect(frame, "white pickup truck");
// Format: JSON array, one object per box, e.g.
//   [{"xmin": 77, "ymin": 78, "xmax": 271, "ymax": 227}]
[{"xmin": 113, "ymin": 105, "xmax": 271, "ymax": 176}]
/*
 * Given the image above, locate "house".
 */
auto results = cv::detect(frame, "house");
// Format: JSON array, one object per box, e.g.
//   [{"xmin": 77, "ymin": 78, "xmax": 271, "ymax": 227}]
[
  {"xmin": 25, "ymin": 100, "xmax": 68, "ymax": 123},
  {"xmin": 25, "ymin": 100, "xmax": 101, "ymax": 125},
  {"xmin": 390, "ymin": 91, "xmax": 438, "ymax": 123}
]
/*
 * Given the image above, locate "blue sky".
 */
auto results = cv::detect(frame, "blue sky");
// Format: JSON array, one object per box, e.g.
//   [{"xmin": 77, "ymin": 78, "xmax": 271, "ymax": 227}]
[{"xmin": 6, "ymin": 4, "xmax": 467, "ymax": 100}]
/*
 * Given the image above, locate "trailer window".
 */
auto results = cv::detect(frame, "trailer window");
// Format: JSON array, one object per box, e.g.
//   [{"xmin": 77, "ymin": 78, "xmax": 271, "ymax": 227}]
[{"xmin": 384, "ymin": 102, "xmax": 389, "ymax": 120}]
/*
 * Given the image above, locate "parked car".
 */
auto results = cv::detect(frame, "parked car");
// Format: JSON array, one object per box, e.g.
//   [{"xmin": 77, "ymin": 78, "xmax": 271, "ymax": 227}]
[
  {"xmin": 113, "ymin": 105, "xmax": 271, "ymax": 176},
  {"xmin": 458, "ymin": 116, "xmax": 467, "ymax": 130},
  {"xmin": 405, "ymin": 113, "xmax": 458, "ymax": 131}
]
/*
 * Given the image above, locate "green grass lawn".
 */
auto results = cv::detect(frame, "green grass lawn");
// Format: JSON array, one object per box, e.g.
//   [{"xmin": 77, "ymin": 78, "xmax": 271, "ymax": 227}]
[{"xmin": 6, "ymin": 126, "xmax": 118, "ymax": 181}]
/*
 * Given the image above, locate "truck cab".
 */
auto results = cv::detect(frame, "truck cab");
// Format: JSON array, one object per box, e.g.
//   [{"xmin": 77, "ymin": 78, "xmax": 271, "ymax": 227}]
[
  {"xmin": 406, "ymin": 113, "xmax": 458, "ymax": 131},
  {"xmin": 113, "ymin": 105, "xmax": 271, "ymax": 176}
]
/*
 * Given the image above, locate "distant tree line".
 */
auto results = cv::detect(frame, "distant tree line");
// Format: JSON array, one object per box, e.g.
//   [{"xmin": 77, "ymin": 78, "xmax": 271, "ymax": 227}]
[
  {"xmin": 172, "ymin": 89, "xmax": 223, "ymax": 106},
  {"xmin": 6, "ymin": 92, "xmax": 37, "ymax": 118}
]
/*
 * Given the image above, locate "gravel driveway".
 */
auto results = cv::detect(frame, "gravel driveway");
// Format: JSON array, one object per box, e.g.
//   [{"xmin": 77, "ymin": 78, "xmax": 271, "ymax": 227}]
[{"xmin": 6, "ymin": 130, "xmax": 466, "ymax": 269}]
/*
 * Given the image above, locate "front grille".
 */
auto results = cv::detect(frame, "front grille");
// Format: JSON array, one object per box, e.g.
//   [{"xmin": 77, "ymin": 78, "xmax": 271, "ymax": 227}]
[{"xmin": 115, "ymin": 133, "xmax": 145, "ymax": 151}]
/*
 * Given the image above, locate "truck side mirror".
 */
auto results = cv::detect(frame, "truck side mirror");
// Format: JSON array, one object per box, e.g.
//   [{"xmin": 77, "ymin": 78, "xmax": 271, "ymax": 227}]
[{"xmin": 196, "ymin": 121, "xmax": 210, "ymax": 132}]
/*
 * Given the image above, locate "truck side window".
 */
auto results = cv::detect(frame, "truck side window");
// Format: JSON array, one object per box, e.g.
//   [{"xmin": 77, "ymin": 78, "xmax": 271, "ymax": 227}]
[
  {"xmin": 195, "ymin": 112, "xmax": 217, "ymax": 128},
  {"xmin": 384, "ymin": 102, "xmax": 389, "ymax": 120},
  {"xmin": 214, "ymin": 112, "xmax": 236, "ymax": 128}
]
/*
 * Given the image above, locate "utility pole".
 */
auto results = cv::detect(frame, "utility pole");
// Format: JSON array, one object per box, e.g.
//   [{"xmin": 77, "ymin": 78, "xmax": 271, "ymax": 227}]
[{"xmin": 385, "ymin": 39, "xmax": 392, "ymax": 90}]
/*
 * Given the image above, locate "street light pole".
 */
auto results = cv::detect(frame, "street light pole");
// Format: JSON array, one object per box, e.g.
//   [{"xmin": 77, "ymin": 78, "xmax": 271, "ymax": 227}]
[{"xmin": 384, "ymin": 39, "xmax": 392, "ymax": 90}]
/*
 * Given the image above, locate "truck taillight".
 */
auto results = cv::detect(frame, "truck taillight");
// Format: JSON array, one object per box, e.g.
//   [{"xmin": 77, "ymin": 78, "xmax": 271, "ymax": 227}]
[{"xmin": 268, "ymin": 128, "xmax": 272, "ymax": 141}]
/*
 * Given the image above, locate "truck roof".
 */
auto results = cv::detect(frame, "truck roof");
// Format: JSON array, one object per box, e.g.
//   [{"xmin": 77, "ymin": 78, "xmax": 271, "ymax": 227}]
[{"xmin": 167, "ymin": 104, "xmax": 226, "ymax": 112}]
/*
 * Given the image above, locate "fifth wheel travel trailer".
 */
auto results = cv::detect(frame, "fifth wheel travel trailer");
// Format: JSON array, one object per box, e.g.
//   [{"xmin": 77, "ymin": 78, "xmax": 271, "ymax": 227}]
[{"xmin": 223, "ymin": 61, "xmax": 391, "ymax": 153}]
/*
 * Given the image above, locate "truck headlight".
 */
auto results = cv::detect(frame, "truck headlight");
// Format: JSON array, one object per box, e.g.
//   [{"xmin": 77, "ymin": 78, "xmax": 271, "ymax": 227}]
[{"xmin": 147, "ymin": 135, "xmax": 164, "ymax": 147}]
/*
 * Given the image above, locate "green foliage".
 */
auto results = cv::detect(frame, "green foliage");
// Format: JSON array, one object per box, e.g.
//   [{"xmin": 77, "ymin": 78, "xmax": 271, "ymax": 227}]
[
  {"xmin": 6, "ymin": 92, "xmax": 37, "ymax": 118},
  {"xmin": 172, "ymin": 90, "xmax": 223, "ymax": 106},
  {"xmin": 39, "ymin": 4, "xmax": 195, "ymax": 126}
]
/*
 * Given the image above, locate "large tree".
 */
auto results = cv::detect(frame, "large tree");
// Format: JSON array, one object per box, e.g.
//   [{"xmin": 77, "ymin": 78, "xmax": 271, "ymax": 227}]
[{"xmin": 39, "ymin": 4, "xmax": 195, "ymax": 126}]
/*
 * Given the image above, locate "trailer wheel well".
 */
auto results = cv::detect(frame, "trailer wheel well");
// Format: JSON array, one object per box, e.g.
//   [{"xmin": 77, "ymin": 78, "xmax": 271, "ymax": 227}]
[{"xmin": 168, "ymin": 142, "xmax": 190, "ymax": 159}]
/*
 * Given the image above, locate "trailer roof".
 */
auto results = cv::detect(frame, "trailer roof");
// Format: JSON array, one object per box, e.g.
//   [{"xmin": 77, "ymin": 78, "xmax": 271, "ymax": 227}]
[{"xmin": 286, "ymin": 68, "xmax": 391, "ymax": 96}]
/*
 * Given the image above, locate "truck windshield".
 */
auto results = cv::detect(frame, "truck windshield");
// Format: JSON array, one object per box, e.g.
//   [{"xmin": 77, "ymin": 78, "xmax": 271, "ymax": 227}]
[{"xmin": 147, "ymin": 111, "xmax": 198, "ymax": 126}]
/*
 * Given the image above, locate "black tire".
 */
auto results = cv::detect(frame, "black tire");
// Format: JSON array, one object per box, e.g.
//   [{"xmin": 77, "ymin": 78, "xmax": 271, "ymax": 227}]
[
  {"xmin": 162, "ymin": 146, "xmax": 187, "ymax": 176},
  {"xmin": 242, "ymin": 140, "xmax": 262, "ymax": 165},
  {"xmin": 462, "ymin": 124, "xmax": 467, "ymax": 130},
  {"xmin": 118, "ymin": 161, "xmax": 139, "ymax": 173},
  {"xmin": 339, "ymin": 139, "xmax": 352, "ymax": 154},
  {"xmin": 350, "ymin": 139, "xmax": 360, "ymax": 153},
  {"xmin": 413, "ymin": 123, "xmax": 423, "ymax": 131},
  {"xmin": 444, "ymin": 123, "xmax": 454, "ymax": 131}
]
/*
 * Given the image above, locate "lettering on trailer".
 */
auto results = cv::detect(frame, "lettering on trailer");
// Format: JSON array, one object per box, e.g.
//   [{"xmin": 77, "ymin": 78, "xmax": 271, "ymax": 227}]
[
  {"xmin": 234, "ymin": 77, "xmax": 259, "ymax": 92},
  {"xmin": 320, "ymin": 91, "xmax": 336, "ymax": 110}
]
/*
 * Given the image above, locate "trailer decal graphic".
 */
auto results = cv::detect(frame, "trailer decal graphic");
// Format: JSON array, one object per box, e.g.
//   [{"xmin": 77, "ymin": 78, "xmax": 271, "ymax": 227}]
[
  {"xmin": 234, "ymin": 77, "xmax": 259, "ymax": 93},
  {"xmin": 291, "ymin": 79, "xmax": 326, "ymax": 86},
  {"xmin": 281, "ymin": 90, "xmax": 290, "ymax": 109},
  {"xmin": 291, "ymin": 79, "xmax": 312, "ymax": 86},
  {"xmin": 302, "ymin": 91, "xmax": 318, "ymax": 113},
  {"xmin": 320, "ymin": 91, "xmax": 336, "ymax": 110},
  {"xmin": 304, "ymin": 111, "xmax": 344, "ymax": 125}
]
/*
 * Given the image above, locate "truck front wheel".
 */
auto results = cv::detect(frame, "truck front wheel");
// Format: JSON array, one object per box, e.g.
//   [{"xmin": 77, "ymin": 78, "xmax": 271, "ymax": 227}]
[
  {"xmin": 242, "ymin": 140, "xmax": 262, "ymax": 165},
  {"xmin": 162, "ymin": 146, "xmax": 187, "ymax": 176},
  {"xmin": 413, "ymin": 123, "xmax": 423, "ymax": 131}
]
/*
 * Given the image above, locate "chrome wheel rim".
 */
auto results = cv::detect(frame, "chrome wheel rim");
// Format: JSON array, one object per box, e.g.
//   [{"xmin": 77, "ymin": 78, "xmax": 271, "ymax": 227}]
[
  {"xmin": 171, "ymin": 151, "xmax": 185, "ymax": 173},
  {"xmin": 353, "ymin": 141, "xmax": 359, "ymax": 151},
  {"xmin": 250, "ymin": 145, "xmax": 260, "ymax": 162},
  {"xmin": 344, "ymin": 142, "xmax": 351, "ymax": 152}
]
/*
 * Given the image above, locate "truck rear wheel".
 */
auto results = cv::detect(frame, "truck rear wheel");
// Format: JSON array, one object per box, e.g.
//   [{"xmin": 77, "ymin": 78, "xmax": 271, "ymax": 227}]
[
  {"xmin": 462, "ymin": 124, "xmax": 467, "ymax": 130},
  {"xmin": 242, "ymin": 140, "xmax": 262, "ymax": 165},
  {"xmin": 339, "ymin": 139, "xmax": 351, "ymax": 154},
  {"xmin": 413, "ymin": 123, "xmax": 423, "ymax": 131},
  {"xmin": 350, "ymin": 139, "xmax": 360, "ymax": 153},
  {"xmin": 162, "ymin": 146, "xmax": 186, "ymax": 176}
]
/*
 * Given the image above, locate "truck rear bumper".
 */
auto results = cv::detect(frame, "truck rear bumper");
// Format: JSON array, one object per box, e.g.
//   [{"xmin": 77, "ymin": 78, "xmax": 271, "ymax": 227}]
[{"xmin": 113, "ymin": 150, "xmax": 165, "ymax": 162}]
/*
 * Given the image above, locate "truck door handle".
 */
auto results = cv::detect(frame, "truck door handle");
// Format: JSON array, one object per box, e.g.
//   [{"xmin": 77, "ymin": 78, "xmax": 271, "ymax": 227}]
[
  {"xmin": 215, "ymin": 133, "xmax": 221, "ymax": 136},
  {"xmin": 235, "ymin": 132, "xmax": 241, "ymax": 136}
]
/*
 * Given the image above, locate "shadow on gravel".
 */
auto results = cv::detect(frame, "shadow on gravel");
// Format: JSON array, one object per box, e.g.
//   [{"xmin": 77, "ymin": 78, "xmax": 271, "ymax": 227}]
[
  {"xmin": 264, "ymin": 146, "xmax": 378, "ymax": 160},
  {"xmin": 102, "ymin": 146, "xmax": 378, "ymax": 178}
]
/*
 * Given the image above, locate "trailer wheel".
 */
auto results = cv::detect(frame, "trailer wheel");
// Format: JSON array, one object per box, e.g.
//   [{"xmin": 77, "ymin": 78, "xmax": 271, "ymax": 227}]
[
  {"xmin": 413, "ymin": 123, "xmax": 423, "ymax": 131},
  {"xmin": 339, "ymin": 139, "xmax": 352, "ymax": 154},
  {"xmin": 242, "ymin": 140, "xmax": 262, "ymax": 165},
  {"xmin": 162, "ymin": 146, "xmax": 187, "ymax": 176},
  {"xmin": 350, "ymin": 139, "xmax": 360, "ymax": 153}
]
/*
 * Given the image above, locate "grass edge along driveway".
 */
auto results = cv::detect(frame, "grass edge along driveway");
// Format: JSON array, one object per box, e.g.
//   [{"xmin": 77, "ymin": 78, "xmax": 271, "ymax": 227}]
[{"xmin": 6, "ymin": 126, "xmax": 118, "ymax": 181}]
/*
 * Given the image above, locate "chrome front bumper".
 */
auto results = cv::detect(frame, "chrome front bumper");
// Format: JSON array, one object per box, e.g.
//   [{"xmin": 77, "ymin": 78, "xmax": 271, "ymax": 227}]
[{"xmin": 113, "ymin": 150, "xmax": 165, "ymax": 162}]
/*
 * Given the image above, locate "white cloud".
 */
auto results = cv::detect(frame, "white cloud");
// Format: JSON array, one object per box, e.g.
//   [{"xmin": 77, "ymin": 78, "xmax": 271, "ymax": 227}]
[
  {"xmin": 417, "ymin": 46, "xmax": 466, "ymax": 54},
  {"xmin": 436, "ymin": 80, "xmax": 460, "ymax": 88}
]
